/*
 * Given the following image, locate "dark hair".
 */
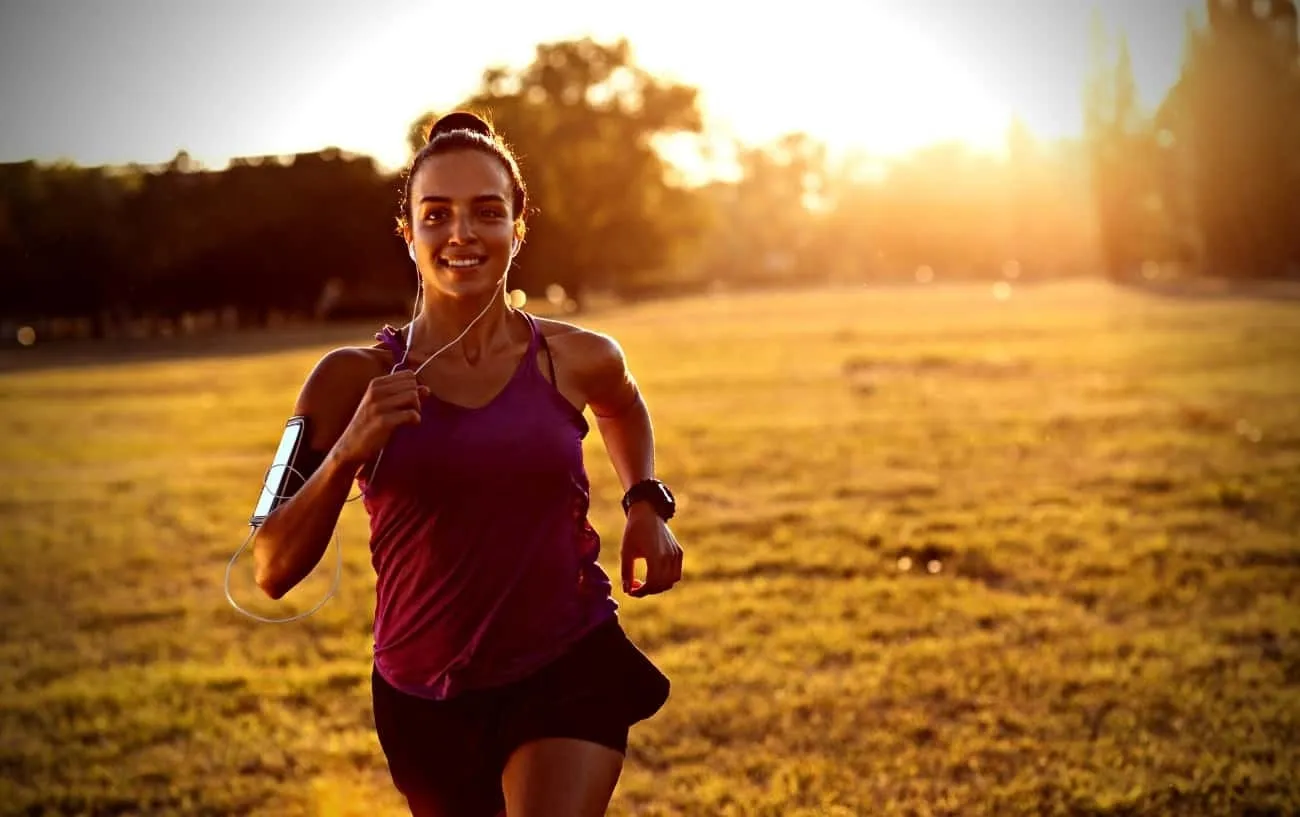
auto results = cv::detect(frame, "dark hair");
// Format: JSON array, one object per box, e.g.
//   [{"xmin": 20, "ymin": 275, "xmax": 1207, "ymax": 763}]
[{"xmin": 396, "ymin": 111, "xmax": 529, "ymax": 240}]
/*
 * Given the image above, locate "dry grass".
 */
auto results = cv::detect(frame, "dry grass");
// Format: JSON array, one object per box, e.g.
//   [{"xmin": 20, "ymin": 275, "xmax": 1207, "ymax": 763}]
[{"xmin": 1, "ymin": 280, "xmax": 1297, "ymax": 816}]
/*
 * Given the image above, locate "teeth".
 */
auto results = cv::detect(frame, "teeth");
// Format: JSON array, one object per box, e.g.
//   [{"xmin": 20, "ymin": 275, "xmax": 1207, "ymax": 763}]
[{"xmin": 443, "ymin": 257, "xmax": 483, "ymax": 268}]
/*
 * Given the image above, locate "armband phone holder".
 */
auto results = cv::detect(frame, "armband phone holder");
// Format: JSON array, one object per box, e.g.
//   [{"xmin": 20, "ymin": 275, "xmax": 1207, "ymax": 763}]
[
  {"xmin": 225, "ymin": 414, "xmax": 342, "ymax": 624},
  {"xmin": 249, "ymin": 415, "xmax": 307, "ymax": 527}
]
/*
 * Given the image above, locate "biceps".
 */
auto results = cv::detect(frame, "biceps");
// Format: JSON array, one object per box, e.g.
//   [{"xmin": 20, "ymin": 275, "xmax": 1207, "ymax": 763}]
[
  {"xmin": 290, "ymin": 353, "xmax": 369, "ymax": 460},
  {"xmin": 293, "ymin": 389, "xmax": 354, "ymax": 456}
]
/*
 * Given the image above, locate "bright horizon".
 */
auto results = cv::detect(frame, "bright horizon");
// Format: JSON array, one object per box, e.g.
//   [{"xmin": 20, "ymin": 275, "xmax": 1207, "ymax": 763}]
[{"xmin": 0, "ymin": 0, "xmax": 1201, "ymax": 175}]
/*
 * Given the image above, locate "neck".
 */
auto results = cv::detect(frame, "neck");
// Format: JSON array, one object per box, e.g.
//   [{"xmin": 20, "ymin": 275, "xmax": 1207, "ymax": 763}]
[{"xmin": 410, "ymin": 285, "xmax": 512, "ymax": 363}]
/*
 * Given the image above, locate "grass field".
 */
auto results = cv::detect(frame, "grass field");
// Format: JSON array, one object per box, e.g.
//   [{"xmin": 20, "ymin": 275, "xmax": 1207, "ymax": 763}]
[{"xmin": 1, "ymin": 281, "xmax": 1297, "ymax": 816}]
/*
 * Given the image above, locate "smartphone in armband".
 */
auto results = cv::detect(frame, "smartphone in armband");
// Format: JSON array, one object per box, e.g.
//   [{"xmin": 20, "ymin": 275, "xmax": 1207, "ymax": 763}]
[{"xmin": 249, "ymin": 416, "xmax": 308, "ymax": 527}]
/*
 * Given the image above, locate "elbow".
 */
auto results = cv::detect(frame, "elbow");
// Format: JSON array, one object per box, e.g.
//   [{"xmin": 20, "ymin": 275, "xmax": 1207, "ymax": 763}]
[
  {"xmin": 252, "ymin": 535, "xmax": 291, "ymax": 601},
  {"xmin": 256, "ymin": 572, "xmax": 289, "ymax": 602},
  {"xmin": 254, "ymin": 561, "xmax": 289, "ymax": 601}
]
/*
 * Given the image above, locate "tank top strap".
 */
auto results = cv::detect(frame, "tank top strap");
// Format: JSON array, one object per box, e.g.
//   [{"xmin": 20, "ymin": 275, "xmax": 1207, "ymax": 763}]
[{"xmin": 521, "ymin": 311, "xmax": 557, "ymax": 383}]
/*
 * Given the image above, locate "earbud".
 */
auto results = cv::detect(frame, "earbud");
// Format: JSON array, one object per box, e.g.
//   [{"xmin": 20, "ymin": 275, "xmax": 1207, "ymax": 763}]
[{"xmin": 408, "ymin": 243, "xmax": 416, "ymax": 262}]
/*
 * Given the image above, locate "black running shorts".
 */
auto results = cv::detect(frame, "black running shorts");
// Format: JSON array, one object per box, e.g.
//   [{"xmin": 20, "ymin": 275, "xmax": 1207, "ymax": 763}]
[{"xmin": 371, "ymin": 616, "xmax": 670, "ymax": 817}]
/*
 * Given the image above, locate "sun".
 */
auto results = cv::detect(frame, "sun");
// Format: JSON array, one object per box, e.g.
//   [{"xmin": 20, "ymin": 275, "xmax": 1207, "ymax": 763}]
[
  {"xmin": 690, "ymin": 13, "xmax": 1014, "ymax": 161},
  {"xmin": 824, "ymin": 29, "xmax": 1014, "ymax": 157}
]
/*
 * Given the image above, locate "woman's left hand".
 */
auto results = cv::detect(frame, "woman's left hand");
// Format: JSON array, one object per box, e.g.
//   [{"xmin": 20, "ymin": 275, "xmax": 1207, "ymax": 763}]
[{"xmin": 620, "ymin": 503, "xmax": 684, "ymax": 597}]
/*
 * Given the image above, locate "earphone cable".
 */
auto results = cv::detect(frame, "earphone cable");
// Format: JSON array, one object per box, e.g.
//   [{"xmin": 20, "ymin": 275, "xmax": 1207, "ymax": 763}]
[{"xmin": 223, "ymin": 463, "xmax": 343, "ymax": 624}]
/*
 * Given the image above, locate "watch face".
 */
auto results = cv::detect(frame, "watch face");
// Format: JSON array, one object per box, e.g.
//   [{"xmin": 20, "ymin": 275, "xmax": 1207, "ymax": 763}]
[{"xmin": 625, "ymin": 480, "xmax": 675, "ymax": 517}]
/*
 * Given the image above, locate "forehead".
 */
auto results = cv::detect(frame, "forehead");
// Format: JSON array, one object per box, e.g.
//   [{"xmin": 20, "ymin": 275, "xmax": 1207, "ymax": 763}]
[{"xmin": 410, "ymin": 150, "xmax": 511, "ymax": 201}]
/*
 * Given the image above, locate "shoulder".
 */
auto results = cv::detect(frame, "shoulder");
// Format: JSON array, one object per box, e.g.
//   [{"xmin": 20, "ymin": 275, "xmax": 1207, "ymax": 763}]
[
  {"xmin": 532, "ymin": 315, "xmax": 626, "ymax": 376},
  {"xmin": 298, "ymin": 344, "xmax": 389, "ymax": 400},
  {"xmin": 292, "ymin": 341, "xmax": 391, "ymax": 448},
  {"xmin": 531, "ymin": 314, "xmax": 635, "ymax": 413}
]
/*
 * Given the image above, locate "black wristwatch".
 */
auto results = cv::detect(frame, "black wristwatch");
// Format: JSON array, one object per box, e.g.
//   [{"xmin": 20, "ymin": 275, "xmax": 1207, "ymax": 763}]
[{"xmin": 622, "ymin": 479, "xmax": 676, "ymax": 521}]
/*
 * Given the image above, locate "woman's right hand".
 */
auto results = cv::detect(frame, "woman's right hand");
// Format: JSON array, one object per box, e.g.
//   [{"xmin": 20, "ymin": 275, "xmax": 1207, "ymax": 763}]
[{"xmin": 332, "ymin": 370, "xmax": 429, "ymax": 471}]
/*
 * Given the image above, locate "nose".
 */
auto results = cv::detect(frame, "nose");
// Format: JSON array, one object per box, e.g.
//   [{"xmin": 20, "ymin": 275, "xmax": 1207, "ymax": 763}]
[{"xmin": 448, "ymin": 209, "xmax": 475, "ymax": 244}]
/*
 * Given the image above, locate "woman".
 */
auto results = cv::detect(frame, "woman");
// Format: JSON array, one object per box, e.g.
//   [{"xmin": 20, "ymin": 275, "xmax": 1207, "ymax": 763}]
[{"xmin": 252, "ymin": 111, "xmax": 684, "ymax": 817}]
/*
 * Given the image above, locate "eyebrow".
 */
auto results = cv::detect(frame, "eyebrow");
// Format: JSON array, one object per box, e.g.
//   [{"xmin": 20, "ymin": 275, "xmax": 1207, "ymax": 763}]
[{"xmin": 417, "ymin": 194, "xmax": 508, "ymax": 205}]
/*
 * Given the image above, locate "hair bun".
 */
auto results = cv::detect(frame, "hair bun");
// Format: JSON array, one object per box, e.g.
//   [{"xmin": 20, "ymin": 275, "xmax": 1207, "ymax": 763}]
[{"xmin": 428, "ymin": 111, "xmax": 493, "ymax": 141}]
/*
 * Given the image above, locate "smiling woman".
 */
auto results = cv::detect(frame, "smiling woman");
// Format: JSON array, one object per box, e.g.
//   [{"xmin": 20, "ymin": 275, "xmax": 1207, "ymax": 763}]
[{"xmin": 248, "ymin": 111, "xmax": 683, "ymax": 817}]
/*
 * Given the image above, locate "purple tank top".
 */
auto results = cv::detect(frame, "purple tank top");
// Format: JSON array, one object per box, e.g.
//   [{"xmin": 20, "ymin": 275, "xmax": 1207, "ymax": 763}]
[{"xmin": 358, "ymin": 312, "xmax": 617, "ymax": 700}]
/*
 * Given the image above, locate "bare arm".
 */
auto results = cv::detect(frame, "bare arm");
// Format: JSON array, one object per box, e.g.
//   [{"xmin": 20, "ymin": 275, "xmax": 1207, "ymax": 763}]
[
  {"xmin": 575, "ymin": 330, "xmax": 682, "ymax": 596},
  {"xmin": 252, "ymin": 349, "xmax": 371, "ymax": 599},
  {"xmin": 584, "ymin": 335, "xmax": 655, "ymax": 493},
  {"xmin": 252, "ymin": 348, "xmax": 425, "ymax": 600}
]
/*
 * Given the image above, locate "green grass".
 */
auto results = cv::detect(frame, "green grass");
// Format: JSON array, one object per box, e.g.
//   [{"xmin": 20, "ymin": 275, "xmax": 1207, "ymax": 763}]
[{"xmin": 1, "ymin": 280, "xmax": 1297, "ymax": 816}]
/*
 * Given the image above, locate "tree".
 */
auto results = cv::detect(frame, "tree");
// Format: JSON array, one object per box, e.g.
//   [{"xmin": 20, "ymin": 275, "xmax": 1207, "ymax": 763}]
[
  {"xmin": 695, "ymin": 132, "xmax": 831, "ymax": 287},
  {"xmin": 1157, "ymin": 1, "xmax": 1300, "ymax": 279},
  {"xmin": 1084, "ymin": 19, "xmax": 1163, "ymax": 280}
]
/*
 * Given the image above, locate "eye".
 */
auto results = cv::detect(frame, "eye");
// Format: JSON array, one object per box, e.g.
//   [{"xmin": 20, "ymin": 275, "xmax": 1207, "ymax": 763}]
[
  {"xmin": 479, "ymin": 207, "xmax": 506, "ymax": 219},
  {"xmin": 423, "ymin": 209, "xmax": 448, "ymax": 223}
]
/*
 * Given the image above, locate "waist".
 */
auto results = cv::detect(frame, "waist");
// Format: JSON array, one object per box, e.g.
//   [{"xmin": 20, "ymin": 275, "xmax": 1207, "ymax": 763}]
[
  {"xmin": 368, "ymin": 513, "xmax": 615, "ymax": 699},
  {"xmin": 375, "ymin": 590, "xmax": 618, "ymax": 700}
]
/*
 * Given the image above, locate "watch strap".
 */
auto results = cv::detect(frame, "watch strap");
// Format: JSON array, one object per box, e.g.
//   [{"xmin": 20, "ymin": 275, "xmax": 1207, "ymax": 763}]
[{"xmin": 621, "ymin": 478, "xmax": 675, "ymax": 520}]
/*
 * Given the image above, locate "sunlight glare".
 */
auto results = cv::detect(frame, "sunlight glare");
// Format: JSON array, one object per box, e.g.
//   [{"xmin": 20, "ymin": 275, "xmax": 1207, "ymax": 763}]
[
  {"xmin": 240, "ymin": 1, "xmax": 1196, "ymax": 176},
  {"xmin": 707, "ymin": 14, "xmax": 1014, "ymax": 157}
]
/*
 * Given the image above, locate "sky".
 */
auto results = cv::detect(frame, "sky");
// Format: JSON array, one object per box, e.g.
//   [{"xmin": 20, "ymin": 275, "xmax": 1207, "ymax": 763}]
[{"xmin": 0, "ymin": 0, "xmax": 1203, "ymax": 173}]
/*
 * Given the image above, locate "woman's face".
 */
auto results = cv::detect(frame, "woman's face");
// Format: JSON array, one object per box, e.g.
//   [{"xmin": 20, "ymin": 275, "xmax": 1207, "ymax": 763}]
[{"xmin": 405, "ymin": 149, "xmax": 517, "ymax": 301}]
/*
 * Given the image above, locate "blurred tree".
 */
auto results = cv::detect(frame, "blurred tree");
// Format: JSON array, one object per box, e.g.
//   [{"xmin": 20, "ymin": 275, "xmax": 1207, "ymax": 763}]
[
  {"xmin": 882, "ymin": 143, "xmax": 1017, "ymax": 277},
  {"xmin": 695, "ymin": 132, "xmax": 830, "ymax": 288},
  {"xmin": 1005, "ymin": 119, "xmax": 1099, "ymax": 277},
  {"xmin": 0, "ymin": 162, "xmax": 42, "ymax": 323},
  {"xmin": 0, "ymin": 162, "xmax": 127, "ymax": 337},
  {"xmin": 0, "ymin": 148, "xmax": 406, "ymax": 338},
  {"xmin": 1084, "ymin": 20, "xmax": 1165, "ymax": 280},
  {"xmin": 1159, "ymin": 0, "xmax": 1300, "ymax": 278}
]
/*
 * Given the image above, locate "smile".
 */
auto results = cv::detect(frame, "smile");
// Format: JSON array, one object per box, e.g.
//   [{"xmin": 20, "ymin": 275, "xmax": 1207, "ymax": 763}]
[{"xmin": 439, "ymin": 256, "xmax": 487, "ymax": 269}]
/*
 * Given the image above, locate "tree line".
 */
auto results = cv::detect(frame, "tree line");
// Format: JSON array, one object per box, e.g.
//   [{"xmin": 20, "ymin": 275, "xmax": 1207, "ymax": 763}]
[
  {"xmin": 1086, "ymin": 2, "xmax": 1300, "ymax": 280},
  {"xmin": 2, "ymin": 7, "xmax": 1297, "ymax": 342}
]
